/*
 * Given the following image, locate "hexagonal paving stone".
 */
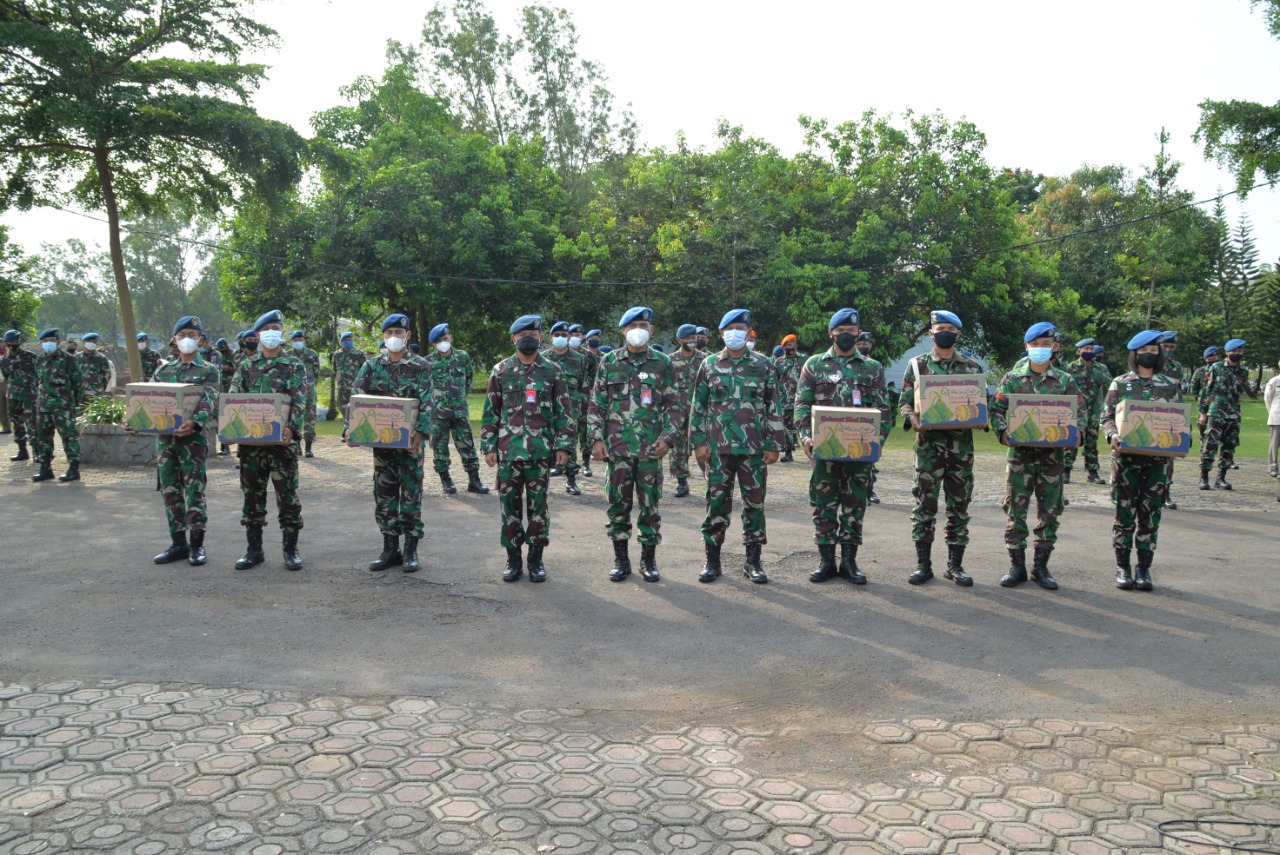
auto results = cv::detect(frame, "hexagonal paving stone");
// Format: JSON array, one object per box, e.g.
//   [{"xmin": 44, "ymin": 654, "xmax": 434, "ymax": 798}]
[
  {"xmin": 756, "ymin": 799, "xmax": 819, "ymax": 826},
  {"xmin": 863, "ymin": 801, "xmax": 925, "ymax": 827},
  {"xmin": 319, "ymin": 793, "xmax": 383, "ymax": 822},
  {"xmin": 488, "ymin": 782, "xmax": 546, "ymax": 809},
  {"xmin": 1094, "ymin": 818, "xmax": 1162, "ymax": 847},
  {"xmin": 281, "ymin": 779, "xmax": 338, "ymax": 805},
  {"xmin": 1196, "ymin": 775, "xmax": 1255, "ymax": 799},
  {"xmin": 295, "ymin": 754, "xmax": 354, "ymax": 779},
  {"xmin": 439, "ymin": 769, "xmax": 500, "ymax": 796},
  {"xmin": 195, "ymin": 753, "xmax": 256, "ymax": 776},
  {"xmin": 451, "ymin": 748, "xmax": 505, "ymax": 771},
  {"xmin": 549, "ymin": 752, "xmax": 601, "ymax": 774},
  {"xmin": 108, "ymin": 788, "xmax": 174, "ymax": 817},
  {"xmin": 941, "ymin": 841, "xmax": 1013, "ymax": 855},
  {"xmin": 1027, "ymin": 807, "xmax": 1092, "ymax": 837},
  {"xmin": 214, "ymin": 789, "xmax": 279, "ymax": 818},
  {"xmin": 0, "ymin": 786, "xmax": 66, "ymax": 816},
  {"xmin": 428, "ymin": 796, "xmax": 490, "ymax": 823},
  {"xmin": 4, "ymin": 747, "xmax": 62, "ymax": 771},
  {"xmin": 968, "ymin": 799, "xmax": 1026, "ymax": 824},
  {"xmin": 649, "ymin": 800, "xmax": 711, "ymax": 825},
  {"xmin": 651, "ymin": 826, "xmax": 715, "ymax": 852},
  {"xmin": 1065, "ymin": 793, "xmax": 1127, "ymax": 819},
  {"xmin": 878, "ymin": 826, "xmax": 943, "ymax": 855},
  {"xmin": 366, "ymin": 805, "xmax": 432, "ymax": 839},
  {"xmin": 865, "ymin": 723, "xmax": 916, "ymax": 744},
  {"xmin": 415, "ymin": 823, "xmax": 483, "ymax": 853},
  {"xmin": 533, "ymin": 826, "xmax": 602, "ymax": 855},
  {"xmin": 71, "ymin": 817, "xmax": 143, "ymax": 848},
  {"xmin": 986, "ymin": 821, "xmax": 1054, "ymax": 850},
  {"xmin": 70, "ymin": 775, "xmax": 133, "ymax": 801},
  {"xmin": 924, "ymin": 810, "xmax": 986, "ymax": 838}
]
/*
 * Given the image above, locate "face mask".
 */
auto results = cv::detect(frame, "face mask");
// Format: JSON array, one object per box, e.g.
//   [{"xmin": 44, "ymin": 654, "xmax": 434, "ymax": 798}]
[
  {"xmin": 1135, "ymin": 353, "xmax": 1160, "ymax": 369},
  {"xmin": 746, "ymin": 341, "xmax": 756, "ymax": 351},
  {"xmin": 696, "ymin": 338, "xmax": 708, "ymax": 349},
  {"xmin": 587, "ymin": 338, "xmax": 600, "ymax": 348},
  {"xmin": 681, "ymin": 340, "xmax": 695, "ymax": 351},
  {"xmin": 258, "ymin": 330, "xmax": 284, "ymax": 350},
  {"xmin": 84, "ymin": 341, "xmax": 98, "ymax": 351},
  {"xmin": 1228, "ymin": 353, "xmax": 1242, "ymax": 363},
  {"xmin": 292, "ymin": 340, "xmax": 305, "ymax": 351},
  {"xmin": 242, "ymin": 340, "xmax": 258, "ymax": 352},
  {"xmin": 625, "ymin": 328, "xmax": 650, "ymax": 348},
  {"xmin": 857, "ymin": 346, "xmax": 872, "ymax": 356},
  {"xmin": 341, "ymin": 340, "xmax": 353, "ymax": 349},
  {"xmin": 784, "ymin": 346, "xmax": 796, "ymax": 354},
  {"xmin": 137, "ymin": 342, "xmax": 147, "ymax": 351},
  {"xmin": 516, "ymin": 335, "xmax": 540, "ymax": 354},
  {"xmin": 384, "ymin": 336, "xmax": 406, "ymax": 353},
  {"xmin": 722, "ymin": 329, "xmax": 748, "ymax": 350},
  {"xmin": 1027, "ymin": 347, "xmax": 1054, "ymax": 365},
  {"xmin": 568, "ymin": 336, "xmax": 582, "ymax": 348},
  {"xmin": 552, "ymin": 335, "xmax": 569, "ymax": 349},
  {"xmin": 41, "ymin": 341, "xmax": 58, "ymax": 354},
  {"xmin": 834, "ymin": 332, "xmax": 857, "ymax": 352},
  {"xmin": 1081, "ymin": 351, "xmax": 1096, "ymax": 361},
  {"xmin": 435, "ymin": 341, "xmax": 452, "ymax": 354},
  {"xmin": 177, "ymin": 338, "xmax": 199, "ymax": 355},
  {"xmin": 932, "ymin": 331, "xmax": 959, "ymax": 350}
]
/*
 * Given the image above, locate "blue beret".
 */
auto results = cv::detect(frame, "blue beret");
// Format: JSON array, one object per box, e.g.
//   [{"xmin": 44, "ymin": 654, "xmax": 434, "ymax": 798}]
[
  {"xmin": 1203, "ymin": 345, "xmax": 1219, "ymax": 358},
  {"xmin": 857, "ymin": 331, "xmax": 874, "ymax": 343},
  {"xmin": 173, "ymin": 316, "xmax": 203, "ymax": 336},
  {"xmin": 930, "ymin": 310, "xmax": 962, "ymax": 329},
  {"xmin": 39, "ymin": 328, "xmax": 59, "ymax": 340},
  {"xmin": 409, "ymin": 343, "xmax": 420, "ymax": 354},
  {"xmin": 81, "ymin": 332, "xmax": 100, "ymax": 342},
  {"xmin": 1074, "ymin": 338, "xmax": 1095, "ymax": 348},
  {"xmin": 136, "ymin": 332, "xmax": 149, "ymax": 341},
  {"xmin": 4, "ymin": 329, "xmax": 21, "ymax": 343},
  {"xmin": 510, "ymin": 315, "xmax": 541, "ymax": 334},
  {"xmin": 215, "ymin": 338, "xmax": 228, "ymax": 348},
  {"xmin": 676, "ymin": 324, "xmax": 697, "ymax": 339},
  {"xmin": 290, "ymin": 329, "xmax": 305, "ymax": 339},
  {"xmin": 1095, "ymin": 346, "xmax": 1105, "ymax": 353},
  {"xmin": 619, "ymin": 306, "xmax": 653, "ymax": 327},
  {"xmin": 339, "ymin": 330, "xmax": 353, "ymax": 341},
  {"xmin": 1159, "ymin": 331, "xmax": 1178, "ymax": 342},
  {"xmin": 1024, "ymin": 322, "xmax": 1056, "ymax": 343},
  {"xmin": 651, "ymin": 343, "xmax": 665, "ymax": 352},
  {"xmin": 1127, "ymin": 330, "xmax": 1164, "ymax": 350},
  {"xmin": 568, "ymin": 324, "xmax": 584, "ymax": 334},
  {"xmin": 598, "ymin": 345, "xmax": 613, "ymax": 353},
  {"xmin": 1225, "ymin": 338, "xmax": 1246, "ymax": 350},
  {"xmin": 719, "ymin": 309, "xmax": 751, "ymax": 330},
  {"xmin": 586, "ymin": 329, "xmax": 601, "ymax": 339},
  {"xmin": 252, "ymin": 310, "xmax": 284, "ymax": 332},
  {"xmin": 828, "ymin": 308, "xmax": 859, "ymax": 330},
  {"xmin": 772, "ymin": 345, "xmax": 785, "ymax": 357},
  {"xmin": 695, "ymin": 326, "xmax": 708, "ymax": 336},
  {"xmin": 1053, "ymin": 330, "xmax": 1064, "ymax": 341},
  {"xmin": 428, "ymin": 323, "xmax": 449, "ymax": 344},
  {"xmin": 549, "ymin": 321, "xmax": 569, "ymax": 334},
  {"xmin": 381, "ymin": 314, "xmax": 410, "ymax": 332}
]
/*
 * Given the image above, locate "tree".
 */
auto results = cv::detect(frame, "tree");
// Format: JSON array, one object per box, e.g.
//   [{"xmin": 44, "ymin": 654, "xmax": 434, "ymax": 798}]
[
  {"xmin": 30, "ymin": 239, "xmax": 119, "ymax": 342},
  {"xmin": 0, "ymin": 224, "xmax": 38, "ymax": 332},
  {"xmin": 0, "ymin": 0, "xmax": 305, "ymax": 381}
]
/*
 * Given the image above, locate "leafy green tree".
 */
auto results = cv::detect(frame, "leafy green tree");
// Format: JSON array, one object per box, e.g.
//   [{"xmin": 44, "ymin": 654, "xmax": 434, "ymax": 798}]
[
  {"xmin": 0, "ymin": 224, "xmax": 38, "ymax": 332},
  {"xmin": 30, "ymin": 239, "xmax": 119, "ymax": 342}
]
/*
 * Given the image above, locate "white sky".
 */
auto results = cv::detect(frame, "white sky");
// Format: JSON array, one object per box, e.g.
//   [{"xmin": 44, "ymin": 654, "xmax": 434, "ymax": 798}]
[{"xmin": 6, "ymin": 0, "xmax": 1279, "ymax": 268}]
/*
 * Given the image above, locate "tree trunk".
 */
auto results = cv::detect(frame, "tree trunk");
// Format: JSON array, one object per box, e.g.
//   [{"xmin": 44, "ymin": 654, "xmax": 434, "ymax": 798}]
[{"xmin": 96, "ymin": 146, "xmax": 143, "ymax": 383}]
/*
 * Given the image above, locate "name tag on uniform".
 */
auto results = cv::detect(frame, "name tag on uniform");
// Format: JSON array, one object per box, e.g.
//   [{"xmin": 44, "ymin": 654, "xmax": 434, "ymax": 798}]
[
  {"xmin": 851, "ymin": 388, "xmax": 862, "ymax": 406},
  {"xmin": 641, "ymin": 388, "xmax": 653, "ymax": 407},
  {"xmin": 525, "ymin": 385, "xmax": 538, "ymax": 405}
]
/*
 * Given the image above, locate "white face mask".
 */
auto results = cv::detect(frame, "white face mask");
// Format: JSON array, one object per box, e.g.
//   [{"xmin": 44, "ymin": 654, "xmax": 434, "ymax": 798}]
[
  {"xmin": 746, "ymin": 341, "xmax": 756, "ymax": 351},
  {"xmin": 84, "ymin": 341, "xmax": 97, "ymax": 351},
  {"xmin": 137, "ymin": 341, "xmax": 148, "ymax": 351},
  {"xmin": 385, "ymin": 336, "xmax": 406, "ymax": 353},
  {"xmin": 258, "ymin": 330, "xmax": 284, "ymax": 350},
  {"xmin": 552, "ymin": 335, "xmax": 569, "ymax": 349},
  {"xmin": 292, "ymin": 340, "xmax": 305, "ymax": 351},
  {"xmin": 568, "ymin": 336, "xmax": 582, "ymax": 348},
  {"xmin": 177, "ymin": 338, "xmax": 199, "ymax": 355},
  {"xmin": 722, "ymin": 329, "xmax": 748, "ymax": 350},
  {"xmin": 435, "ymin": 340, "xmax": 452, "ymax": 354},
  {"xmin": 625, "ymin": 328, "xmax": 651, "ymax": 348}
]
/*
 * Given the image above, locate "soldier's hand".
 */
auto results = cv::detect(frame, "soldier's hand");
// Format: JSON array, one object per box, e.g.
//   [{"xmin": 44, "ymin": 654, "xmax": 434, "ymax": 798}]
[
  {"xmin": 763, "ymin": 450, "xmax": 780, "ymax": 465},
  {"xmin": 1109, "ymin": 433, "xmax": 1121, "ymax": 451},
  {"xmin": 408, "ymin": 430, "xmax": 424, "ymax": 453},
  {"xmin": 1198, "ymin": 413, "xmax": 1208, "ymax": 427},
  {"xmin": 555, "ymin": 450, "xmax": 569, "ymax": 467},
  {"xmin": 592, "ymin": 441, "xmax": 607, "ymax": 462},
  {"xmin": 908, "ymin": 413, "xmax": 921, "ymax": 432},
  {"xmin": 803, "ymin": 437, "xmax": 814, "ymax": 460},
  {"xmin": 997, "ymin": 429, "xmax": 1008, "ymax": 446},
  {"xmin": 173, "ymin": 421, "xmax": 195, "ymax": 438},
  {"xmin": 652, "ymin": 440, "xmax": 670, "ymax": 459},
  {"xmin": 485, "ymin": 452, "xmax": 498, "ymax": 468},
  {"xmin": 694, "ymin": 445, "xmax": 711, "ymax": 463},
  {"xmin": 281, "ymin": 427, "xmax": 293, "ymax": 444}
]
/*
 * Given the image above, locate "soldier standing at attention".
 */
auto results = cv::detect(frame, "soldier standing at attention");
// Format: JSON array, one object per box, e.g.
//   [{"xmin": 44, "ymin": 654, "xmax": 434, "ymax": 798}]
[
  {"xmin": 694, "ymin": 326, "xmax": 710, "ymax": 353},
  {"xmin": 794, "ymin": 308, "xmax": 889, "ymax": 586},
  {"xmin": 216, "ymin": 338, "xmax": 236, "ymax": 390},
  {"xmin": 1063, "ymin": 338, "xmax": 1105, "ymax": 486},
  {"xmin": 1157, "ymin": 331, "xmax": 1186, "ymax": 509},
  {"xmin": 2, "ymin": 330, "xmax": 38, "ymax": 463},
  {"xmin": 542, "ymin": 321, "xmax": 589, "ymax": 495},
  {"xmin": 140, "ymin": 316, "xmax": 220, "ymax": 567},
  {"xmin": 290, "ymin": 330, "xmax": 320, "ymax": 458},
  {"xmin": 229, "ymin": 310, "xmax": 308, "ymax": 572},
  {"xmin": 572, "ymin": 325, "xmax": 598, "ymax": 477},
  {"xmin": 1101, "ymin": 330, "xmax": 1180, "ymax": 592},
  {"xmin": 588, "ymin": 307, "xmax": 680, "ymax": 583},
  {"xmin": 331, "ymin": 331, "xmax": 367, "ymax": 426},
  {"xmin": 481, "ymin": 315, "xmax": 573, "ymax": 583},
  {"xmin": 425, "ymin": 322, "xmax": 488, "ymax": 495},
  {"xmin": 77, "ymin": 333, "xmax": 115, "ymax": 398},
  {"xmin": 900, "ymin": 310, "xmax": 985, "ymax": 587},
  {"xmin": 1190, "ymin": 346, "xmax": 1219, "ymax": 439},
  {"xmin": 1199, "ymin": 338, "xmax": 1255, "ymax": 490},
  {"xmin": 989, "ymin": 322, "xmax": 1084, "ymax": 591},
  {"xmin": 350, "ymin": 314, "xmax": 435, "ymax": 573},
  {"xmin": 137, "ymin": 332, "xmax": 163, "ymax": 381},
  {"xmin": 691, "ymin": 308, "xmax": 785, "ymax": 585},
  {"xmin": 667, "ymin": 324, "xmax": 701, "ymax": 497},
  {"xmin": 856, "ymin": 331, "xmax": 890, "ymax": 504},
  {"xmin": 774, "ymin": 334, "xmax": 805, "ymax": 463},
  {"xmin": 30, "ymin": 328, "xmax": 83, "ymax": 482}
]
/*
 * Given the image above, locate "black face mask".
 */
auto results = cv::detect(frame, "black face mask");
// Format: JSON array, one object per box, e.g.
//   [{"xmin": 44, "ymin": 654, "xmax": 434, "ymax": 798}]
[
  {"xmin": 1081, "ymin": 351, "xmax": 1096, "ymax": 361},
  {"xmin": 1228, "ymin": 353, "xmax": 1242, "ymax": 363},
  {"xmin": 516, "ymin": 335, "xmax": 540, "ymax": 354},
  {"xmin": 932, "ymin": 331, "xmax": 959, "ymax": 350},
  {"xmin": 695, "ymin": 338, "xmax": 708, "ymax": 349},
  {"xmin": 587, "ymin": 338, "xmax": 600, "ymax": 348},
  {"xmin": 1136, "ymin": 353, "xmax": 1160, "ymax": 370},
  {"xmin": 242, "ymin": 340, "xmax": 258, "ymax": 352},
  {"xmin": 857, "ymin": 346, "xmax": 872, "ymax": 356},
  {"xmin": 784, "ymin": 346, "xmax": 796, "ymax": 354},
  {"xmin": 834, "ymin": 332, "xmax": 857, "ymax": 352}
]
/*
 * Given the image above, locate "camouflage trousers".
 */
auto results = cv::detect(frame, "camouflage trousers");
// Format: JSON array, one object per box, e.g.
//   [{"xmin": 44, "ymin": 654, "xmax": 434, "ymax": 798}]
[
  {"xmin": 1110, "ymin": 454, "xmax": 1168, "ymax": 552},
  {"xmin": 810, "ymin": 460, "xmax": 873, "ymax": 546},
  {"xmin": 157, "ymin": 433, "xmax": 209, "ymax": 534},
  {"xmin": 6, "ymin": 394, "xmax": 33, "ymax": 444},
  {"xmin": 1200, "ymin": 417, "xmax": 1240, "ymax": 473},
  {"xmin": 430, "ymin": 414, "xmax": 480, "ymax": 473},
  {"xmin": 498, "ymin": 457, "xmax": 552, "ymax": 549},
  {"xmin": 702, "ymin": 452, "xmax": 768, "ymax": 547},
  {"xmin": 373, "ymin": 448, "xmax": 425, "ymax": 538},
  {"xmin": 782, "ymin": 408, "xmax": 797, "ymax": 453},
  {"xmin": 1064, "ymin": 409, "xmax": 1101, "ymax": 473},
  {"xmin": 335, "ymin": 382, "xmax": 355, "ymax": 421},
  {"xmin": 911, "ymin": 432, "xmax": 975, "ymax": 545},
  {"xmin": 238, "ymin": 444, "xmax": 302, "ymax": 532},
  {"xmin": 568, "ymin": 410, "xmax": 587, "ymax": 476},
  {"xmin": 33, "ymin": 405, "xmax": 79, "ymax": 463},
  {"xmin": 303, "ymin": 386, "xmax": 317, "ymax": 441},
  {"xmin": 605, "ymin": 456, "xmax": 663, "ymax": 545},
  {"xmin": 1002, "ymin": 447, "xmax": 1066, "ymax": 551},
  {"xmin": 668, "ymin": 416, "xmax": 691, "ymax": 481}
]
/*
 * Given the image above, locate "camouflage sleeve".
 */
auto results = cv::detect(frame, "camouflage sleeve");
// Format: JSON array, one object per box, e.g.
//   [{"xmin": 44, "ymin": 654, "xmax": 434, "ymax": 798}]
[
  {"xmin": 657, "ymin": 359, "xmax": 680, "ymax": 449},
  {"xmin": 586, "ymin": 359, "xmax": 607, "ymax": 447},
  {"xmin": 794, "ymin": 359, "xmax": 817, "ymax": 443},
  {"xmin": 689, "ymin": 358, "xmax": 710, "ymax": 449},
  {"xmin": 414, "ymin": 363, "xmax": 434, "ymax": 435},
  {"xmin": 191, "ymin": 366, "xmax": 219, "ymax": 430},
  {"xmin": 479, "ymin": 365, "xmax": 503, "ymax": 456},
  {"xmin": 989, "ymin": 373, "xmax": 1013, "ymax": 435},
  {"xmin": 68, "ymin": 356, "xmax": 83, "ymax": 407},
  {"xmin": 899, "ymin": 358, "xmax": 918, "ymax": 418},
  {"xmin": 229, "ymin": 361, "xmax": 246, "ymax": 395},
  {"xmin": 762, "ymin": 361, "xmax": 785, "ymax": 451},
  {"xmin": 551, "ymin": 372, "xmax": 574, "ymax": 453},
  {"xmin": 288, "ymin": 362, "xmax": 307, "ymax": 438},
  {"xmin": 868, "ymin": 364, "xmax": 891, "ymax": 441},
  {"xmin": 348, "ymin": 362, "xmax": 371, "ymax": 422},
  {"xmin": 1100, "ymin": 379, "xmax": 1122, "ymax": 438},
  {"xmin": 464, "ymin": 352, "xmax": 474, "ymax": 396},
  {"xmin": 1199, "ymin": 367, "xmax": 1216, "ymax": 415}
]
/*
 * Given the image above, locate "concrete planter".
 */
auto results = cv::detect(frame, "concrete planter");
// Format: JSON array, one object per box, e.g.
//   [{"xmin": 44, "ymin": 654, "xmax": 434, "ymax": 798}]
[{"xmin": 79, "ymin": 424, "xmax": 159, "ymax": 466}]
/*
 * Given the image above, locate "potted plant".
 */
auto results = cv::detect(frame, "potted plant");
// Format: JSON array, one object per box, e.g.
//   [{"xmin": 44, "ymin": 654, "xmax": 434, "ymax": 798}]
[{"xmin": 77, "ymin": 394, "xmax": 159, "ymax": 465}]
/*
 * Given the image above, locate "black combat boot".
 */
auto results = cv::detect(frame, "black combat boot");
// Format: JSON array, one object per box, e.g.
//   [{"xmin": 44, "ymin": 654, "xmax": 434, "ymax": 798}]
[
  {"xmin": 1063, "ymin": 469, "xmax": 1072, "ymax": 484},
  {"xmin": 527, "ymin": 546, "xmax": 546, "ymax": 582},
  {"xmin": 402, "ymin": 537, "xmax": 421, "ymax": 573},
  {"xmin": 188, "ymin": 530, "xmax": 206, "ymax": 566},
  {"xmin": 869, "ymin": 489, "xmax": 880, "ymax": 505},
  {"xmin": 673, "ymin": 478, "xmax": 690, "ymax": 498},
  {"xmin": 609, "ymin": 539, "xmax": 631, "ymax": 582},
  {"xmin": 1214, "ymin": 471, "xmax": 1232, "ymax": 491},
  {"xmin": 743, "ymin": 544, "xmax": 767, "ymax": 584},
  {"xmin": 565, "ymin": 474, "xmax": 581, "ymax": 496},
  {"xmin": 304, "ymin": 440, "xmax": 313, "ymax": 458},
  {"xmin": 219, "ymin": 443, "xmax": 230, "ymax": 456},
  {"xmin": 639, "ymin": 544, "xmax": 659, "ymax": 582},
  {"xmin": 810, "ymin": 543, "xmax": 837, "ymax": 583},
  {"xmin": 58, "ymin": 461, "xmax": 80, "ymax": 482},
  {"xmin": 1030, "ymin": 546, "xmax": 1057, "ymax": 590},
  {"xmin": 549, "ymin": 463, "xmax": 565, "ymax": 477},
  {"xmin": 781, "ymin": 449, "xmax": 793, "ymax": 463},
  {"xmin": 1163, "ymin": 485, "xmax": 1177, "ymax": 510},
  {"xmin": 369, "ymin": 533, "xmax": 401, "ymax": 571},
  {"xmin": 1134, "ymin": 551, "xmax": 1154, "ymax": 592},
  {"xmin": 581, "ymin": 462, "xmax": 593, "ymax": 478},
  {"xmin": 1000, "ymin": 548, "xmax": 1027, "ymax": 587},
  {"xmin": 503, "ymin": 547, "xmax": 523, "ymax": 582},
  {"xmin": 282, "ymin": 531, "xmax": 303, "ymax": 571},
  {"xmin": 1198, "ymin": 468, "xmax": 1211, "ymax": 490},
  {"xmin": 31, "ymin": 461, "xmax": 55, "ymax": 482},
  {"xmin": 908, "ymin": 540, "xmax": 933, "ymax": 585},
  {"xmin": 439, "ymin": 471, "xmax": 457, "ymax": 495},
  {"xmin": 840, "ymin": 543, "xmax": 866, "ymax": 585},
  {"xmin": 1114, "ymin": 547, "xmax": 1134, "ymax": 590},
  {"xmin": 466, "ymin": 468, "xmax": 489, "ymax": 494},
  {"xmin": 699, "ymin": 542, "xmax": 721, "ymax": 583},
  {"xmin": 153, "ymin": 532, "xmax": 189, "ymax": 564},
  {"xmin": 9, "ymin": 442, "xmax": 28, "ymax": 461},
  {"xmin": 236, "ymin": 526, "xmax": 265, "ymax": 570},
  {"xmin": 1087, "ymin": 469, "xmax": 1106, "ymax": 485},
  {"xmin": 945, "ymin": 544, "xmax": 973, "ymax": 587}
]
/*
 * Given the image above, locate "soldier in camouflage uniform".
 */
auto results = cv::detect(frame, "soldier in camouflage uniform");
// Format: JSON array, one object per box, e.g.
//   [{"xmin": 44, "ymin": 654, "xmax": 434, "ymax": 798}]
[
  {"xmin": 2, "ymin": 330, "xmax": 38, "ymax": 463},
  {"xmin": 349, "ymin": 314, "xmax": 434, "ymax": 573},
  {"xmin": 137, "ymin": 316, "xmax": 221, "ymax": 567},
  {"xmin": 1199, "ymin": 338, "xmax": 1255, "ymax": 490},
  {"xmin": 899, "ymin": 310, "xmax": 985, "ymax": 587},
  {"xmin": 691, "ymin": 308, "xmax": 786, "ymax": 585},
  {"xmin": 424, "ymin": 322, "xmax": 488, "ymax": 495},
  {"xmin": 853, "ymin": 331, "xmax": 893, "ymax": 504},
  {"xmin": 542, "ymin": 321, "xmax": 590, "ymax": 495},
  {"xmin": 1190, "ymin": 346, "xmax": 1219, "ymax": 439},
  {"xmin": 30, "ymin": 328, "xmax": 83, "ymax": 483},
  {"xmin": 331, "ymin": 331, "xmax": 367, "ymax": 423},
  {"xmin": 229, "ymin": 311, "xmax": 308, "ymax": 572},
  {"xmin": 1157, "ymin": 331, "xmax": 1186, "ymax": 509},
  {"xmin": 667, "ymin": 323, "xmax": 701, "ymax": 497},
  {"xmin": 216, "ymin": 338, "xmax": 237, "ymax": 392},
  {"xmin": 289, "ymin": 330, "xmax": 320, "ymax": 457},
  {"xmin": 481, "ymin": 315, "xmax": 574, "ymax": 583},
  {"xmin": 137, "ymin": 333, "xmax": 163, "ymax": 381},
  {"xmin": 588, "ymin": 307, "xmax": 680, "ymax": 583},
  {"xmin": 1100, "ymin": 330, "xmax": 1179, "ymax": 593},
  {"xmin": 77, "ymin": 333, "xmax": 115, "ymax": 398},
  {"xmin": 1063, "ymin": 338, "xmax": 1106, "ymax": 485},
  {"xmin": 569, "ymin": 325, "xmax": 596, "ymax": 477},
  {"xmin": 774, "ymin": 334, "xmax": 805, "ymax": 463},
  {"xmin": 989, "ymin": 322, "xmax": 1084, "ymax": 591}
]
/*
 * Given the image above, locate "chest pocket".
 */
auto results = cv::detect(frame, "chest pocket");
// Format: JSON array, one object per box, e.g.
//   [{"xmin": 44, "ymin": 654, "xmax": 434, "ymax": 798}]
[{"xmin": 707, "ymin": 369, "xmax": 738, "ymax": 403}]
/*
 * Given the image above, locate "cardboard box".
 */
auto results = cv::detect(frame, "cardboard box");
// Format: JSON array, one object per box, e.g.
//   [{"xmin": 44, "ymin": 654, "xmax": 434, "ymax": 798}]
[
  {"xmin": 124, "ymin": 383, "xmax": 203, "ymax": 434},
  {"xmin": 219, "ymin": 393, "xmax": 290, "ymax": 445},
  {"xmin": 347, "ymin": 395, "xmax": 420, "ymax": 449},
  {"xmin": 811, "ymin": 406, "xmax": 882, "ymax": 462},
  {"xmin": 913, "ymin": 374, "xmax": 988, "ymax": 430},
  {"xmin": 1005, "ymin": 393, "xmax": 1079, "ymax": 448},
  {"xmin": 1114, "ymin": 399, "xmax": 1192, "ymax": 458}
]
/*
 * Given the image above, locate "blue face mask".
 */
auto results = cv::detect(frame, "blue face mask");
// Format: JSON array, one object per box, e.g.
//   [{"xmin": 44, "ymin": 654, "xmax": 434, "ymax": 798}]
[
  {"xmin": 341, "ymin": 340, "xmax": 353, "ymax": 349},
  {"xmin": 292, "ymin": 340, "xmax": 305, "ymax": 351},
  {"xmin": 41, "ymin": 341, "xmax": 58, "ymax": 354},
  {"xmin": 1027, "ymin": 347, "xmax": 1054, "ymax": 365}
]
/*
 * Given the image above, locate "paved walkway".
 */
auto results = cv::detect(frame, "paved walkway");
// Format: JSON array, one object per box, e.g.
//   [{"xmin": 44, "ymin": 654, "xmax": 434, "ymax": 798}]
[{"xmin": 3, "ymin": 680, "xmax": 1279, "ymax": 854}]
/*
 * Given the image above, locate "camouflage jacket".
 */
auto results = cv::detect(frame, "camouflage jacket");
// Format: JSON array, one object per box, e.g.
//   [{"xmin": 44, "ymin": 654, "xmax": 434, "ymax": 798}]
[
  {"xmin": 217, "ymin": 348, "xmax": 237, "ymax": 392},
  {"xmin": 1, "ymin": 347, "xmax": 39, "ymax": 402},
  {"xmin": 480, "ymin": 353, "xmax": 574, "ymax": 461},
  {"xmin": 1089, "ymin": 362, "xmax": 1113, "ymax": 409},
  {"xmin": 1100, "ymin": 372, "xmax": 1181, "ymax": 440},
  {"xmin": 229, "ymin": 352, "xmax": 308, "ymax": 441},
  {"xmin": 351, "ymin": 354, "xmax": 434, "ymax": 436},
  {"xmin": 691, "ymin": 349, "xmax": 786, "ymax": 454},
  {"xmin": 154, "ymin": 356, "xmax": 221, "ymax": 433},
  {"xmin": 423, "ymin": 348, "xmax": 474, "ymax": 421},
  {"xmin": 898, "ymin": 349, "xmax": 986, "ymax": 437},
  {"xmin": 542, "ymin": 347, "xmax": 590, "ymax": 415},
  {"xmin": 989, "ymin": 362, "xmax": 1083, "ymax": 455},
  {"xmin": 1063, "ymin": 358, "xmax": 1101, "ymax": 411},
  {"xmin": 1190, "ymin": 363, "xmax": 1214, "ymax": 404},
  {"xmin": 668, "ymin": 346, "xmax": 701, "ymax": 416},
  {"xmin": 794, "ymin": 348, "xmax": 891, "ymax": 444},
  {"xmin": 1161, "ymin": 357, "xmax": 1186, "ymax": 384},
  {"xmin": 331, "ymin": 348, "xmax": 368, "ymax": 389},
  {"xmin": 1200, "ymin": 359, "xmax": 1254, "ymax": 420},
  {"xmin": 139, "ymin": 348, "xmax": 163, "ymax": 382},
  {"xmin": 35, "ymin": 349, "xmax": 83, "ymax": 412},
  {"xmin": 587, "ymin": 346, "xmax": 680, "ymax": 458},
  {"xmin": 294, "ymin": 346, "xmax": 321, "ymax": 387},
  {"xmin": 772, "ymin": 352, "xmax": 806, "ymax": 410},
  {"xmin": 579, "ymin": 347, "xmax": 600, "ymax": 394},
  {"xmin": 78, "ymin": 351, "xmax": 114, "ymax": 395}
]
